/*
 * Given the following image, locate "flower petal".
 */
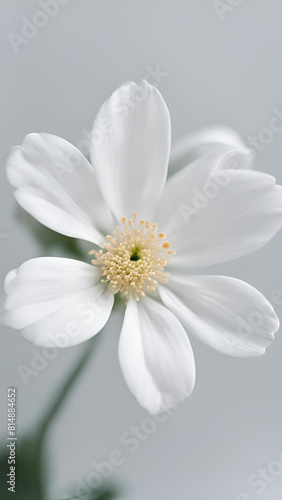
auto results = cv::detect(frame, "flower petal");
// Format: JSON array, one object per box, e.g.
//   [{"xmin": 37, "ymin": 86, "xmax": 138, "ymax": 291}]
[
  {"xmin": 91, "ymin": 81, "xmax": 171, "ymax": 221},
  {"xmin": 7, "ymin": 134, "xmax": 113, "ymax": 245},
  {"xmin": 1, "ymin": 258, "xmax": 114, "ymax": 347},
  {"xmin": 169, "ymin": 126, "xmax": 251, "ymax": 173},
  {"xmin": 156, "ymin": 160, "xmax": 282, "ymax": 267},
  {"xmin": 160, "ymin": 275, "xmax": 279, "ymax": 357},
  {"xmin": 118, "ymin": 296, "xmax": 195, "ymax": 414}
]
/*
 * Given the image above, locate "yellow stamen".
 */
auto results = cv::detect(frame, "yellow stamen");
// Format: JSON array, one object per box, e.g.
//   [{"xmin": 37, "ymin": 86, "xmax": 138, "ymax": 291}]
[{"xmin": 90, "ymin": 213, "xmax": 175, "ymax": 301}]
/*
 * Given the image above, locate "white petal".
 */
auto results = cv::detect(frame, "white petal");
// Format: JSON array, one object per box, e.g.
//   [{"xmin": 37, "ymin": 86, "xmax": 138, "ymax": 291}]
[
  {"xmin": 160, "ymin": 275, "xmax": 279, "ymax": 357},
  {"xmin": 118, "ymin": 297, "xmax": 195, "ymax": 414},
  {"xmin": 4, "ymin": 269, "xmax": 18, "ymax": 293},
  {"xmin": 91, "ymin": 81, "xmax": 171, "ymax": 221},
  {"xmin": 169, "ymin": 126, "xmax": 252, "ymax": 173},
  {"xmin": 156, "ymin": 161, "xmax": 282, "ymax": 267},
  {"xmin": 1, "ymin": 258, "xmax": 114, "ymax": 347},
  {"xmin": 7, "ymin": 134, "xmax": 113, "ymax": 245}
]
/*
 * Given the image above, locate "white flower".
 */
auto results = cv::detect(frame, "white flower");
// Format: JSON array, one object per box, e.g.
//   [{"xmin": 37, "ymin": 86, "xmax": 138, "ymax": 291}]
[{"xmin": 2, "ymin": 81, "xmax": 282, "ymax": 414}]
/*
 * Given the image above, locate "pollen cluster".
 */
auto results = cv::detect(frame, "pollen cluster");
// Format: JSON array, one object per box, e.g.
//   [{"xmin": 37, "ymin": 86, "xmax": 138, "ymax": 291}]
[{"xmin": 89, "ymin": 213, "xmax": 175, "ymax": 301}]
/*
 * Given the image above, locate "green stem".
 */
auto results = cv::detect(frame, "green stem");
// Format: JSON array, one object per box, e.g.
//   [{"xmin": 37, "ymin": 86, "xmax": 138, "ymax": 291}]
[{"xmin": 35, "ymin": 335, "xmax": 100, "ymax": 498}]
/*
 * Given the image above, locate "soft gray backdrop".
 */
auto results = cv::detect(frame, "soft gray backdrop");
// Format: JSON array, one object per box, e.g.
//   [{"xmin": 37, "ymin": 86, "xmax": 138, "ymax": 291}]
[{"xmin": 1, "ymin": 1, "xmax": 282, "ymax": 499}]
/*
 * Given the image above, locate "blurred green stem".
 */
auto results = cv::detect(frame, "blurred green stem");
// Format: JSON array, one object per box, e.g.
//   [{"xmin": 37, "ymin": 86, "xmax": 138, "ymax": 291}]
[{"xmin": 35, "ymin": 335, "xmax": 100, "ymax": 499}]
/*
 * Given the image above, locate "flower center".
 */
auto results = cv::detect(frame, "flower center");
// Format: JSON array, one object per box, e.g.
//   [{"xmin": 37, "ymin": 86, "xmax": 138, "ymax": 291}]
[
  {"xmin": 130, "ymin": 246, "xmax": 141, "ymax": 261},
  {"xmin": 89, "ymin": 212, "xmax": 175, "ymax": 301}
]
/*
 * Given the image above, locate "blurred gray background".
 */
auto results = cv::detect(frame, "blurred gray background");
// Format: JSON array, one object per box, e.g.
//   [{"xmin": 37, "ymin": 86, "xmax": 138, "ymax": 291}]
[{"xmin": 1, "ymin": 1, "xmax": 282, "ymax": 499}]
